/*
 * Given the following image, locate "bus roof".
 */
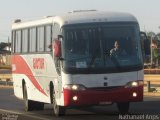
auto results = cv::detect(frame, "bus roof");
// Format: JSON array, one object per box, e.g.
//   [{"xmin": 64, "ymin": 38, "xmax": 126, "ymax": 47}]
[
  {"xmin": 12, "ymin": 11, "xmax": 138, "ymax": 30},
  {"xmin": 54, "ymin": 11, "xmax": 138, "ymax": 26}
]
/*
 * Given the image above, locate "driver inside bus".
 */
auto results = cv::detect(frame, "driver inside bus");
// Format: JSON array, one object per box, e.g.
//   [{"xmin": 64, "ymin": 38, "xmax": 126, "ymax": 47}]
[{"xmin": 110, "ymin": 41, "xmax": 127, "ymax": 57}]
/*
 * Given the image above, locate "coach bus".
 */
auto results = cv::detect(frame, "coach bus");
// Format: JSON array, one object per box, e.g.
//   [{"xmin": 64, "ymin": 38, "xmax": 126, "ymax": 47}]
[{"xmin": 11, "ymin": 10, "xmax": 143, "ymax": 116}]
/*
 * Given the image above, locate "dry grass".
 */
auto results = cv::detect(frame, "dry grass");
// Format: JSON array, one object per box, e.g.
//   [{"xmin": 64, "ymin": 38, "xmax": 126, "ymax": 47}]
[
  {"xmin": 0, "ymin": 85, "xmax": 13, "ymax": 88},
  {"xmin": 0, "ymin": 65, "xmax": 11, "ymax": 69}
]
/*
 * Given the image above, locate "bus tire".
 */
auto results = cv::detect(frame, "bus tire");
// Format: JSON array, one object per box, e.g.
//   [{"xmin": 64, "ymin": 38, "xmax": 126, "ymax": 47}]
[
  {"xmin": 23, "ymin": 84, "xmax": 34, "ymax": 111},
  {"xmin": 117, "ymin": 102, "xmax": 130, "ymax": 114},
  {"xmin": 52, "ymin": 90, "xmax": 66, "ymax": 116}
]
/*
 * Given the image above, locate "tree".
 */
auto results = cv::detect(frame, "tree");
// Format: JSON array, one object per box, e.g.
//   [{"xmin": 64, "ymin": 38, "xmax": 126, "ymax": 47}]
[
  {"xmin": 147, "ymin": 31, "xmax": 156, "ymax": 38},
  {"xmin": 157, "ymin": 33, "xmax": 160, "ymax": 41}
]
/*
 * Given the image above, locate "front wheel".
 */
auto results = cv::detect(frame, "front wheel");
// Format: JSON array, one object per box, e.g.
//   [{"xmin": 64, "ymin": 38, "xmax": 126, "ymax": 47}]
[
  {"xmin": 53, "ymin": 103, "xmax": 66, "ymax": 117},
  {"xmin": 117, "ymin": 102, "xmax": 130, "ymax": 114},
  {"xmin": 52, "ymin": 90, "xmax": 66, "ymax": 116}
]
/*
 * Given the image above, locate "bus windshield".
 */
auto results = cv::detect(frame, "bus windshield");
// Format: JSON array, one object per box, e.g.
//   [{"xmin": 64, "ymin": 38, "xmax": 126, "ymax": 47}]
[{"xmin": 62, "ymin": 22, "xmax": 143, "ymax": 74}]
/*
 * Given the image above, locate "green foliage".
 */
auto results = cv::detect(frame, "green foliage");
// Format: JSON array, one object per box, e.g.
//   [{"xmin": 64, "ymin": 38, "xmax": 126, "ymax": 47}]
[
  {"xmin": 157, "ymin": 33, "xmax": 160, "ymax": 41},
  {"xmin": 147, "ymin": 31, "xmax": 156, "ymax": 37},
  {"xmin": 157, "ymin": 33, "xmax": 160, "ymax": 36}
]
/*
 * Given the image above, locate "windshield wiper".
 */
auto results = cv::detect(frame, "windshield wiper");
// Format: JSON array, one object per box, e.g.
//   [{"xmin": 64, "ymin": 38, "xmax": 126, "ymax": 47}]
[
  {"xmin": 88, "ymin": 47, "xmax": 100, "ymax": 70},
  {"xmin": 88, "ymin": 28, "xmax": 103, "ymax": 71}
]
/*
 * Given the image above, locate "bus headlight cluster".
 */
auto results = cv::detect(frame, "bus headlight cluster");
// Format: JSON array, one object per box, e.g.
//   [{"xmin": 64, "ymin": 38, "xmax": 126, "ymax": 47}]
[
  {"xmin": 73, "ymin": 96, "xmax": 78, "ymax": 101},
  {"xmin": 72, "ymin": 85, "xmax": 78, "ymax": 90},
  {"xmin": 64, "ymin": 84, "xmax": 86, "ymax": 91},
  {"xmin": 133, "ymin": 92, "xmax": 137, "ymax": 97},
  {"xmin": 125, "ymin": 80, "xmax": 143, "ymax": 88},
  {"xmin": 131, "ymin": 82, "xmax": 138, "ymax": 87}
]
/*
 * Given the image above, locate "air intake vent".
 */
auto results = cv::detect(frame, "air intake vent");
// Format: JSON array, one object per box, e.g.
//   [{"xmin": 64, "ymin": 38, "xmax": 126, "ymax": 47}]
[{"xmin": 13, "ymin": 19, "xmax": 21, "ymax": 23}]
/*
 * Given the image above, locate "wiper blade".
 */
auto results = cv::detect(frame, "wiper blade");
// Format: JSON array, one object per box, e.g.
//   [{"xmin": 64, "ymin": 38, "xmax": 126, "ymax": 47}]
[
  {"xmin": 88, "ymin": 38, "xmax": 103, "ymax": 70},
  {"xmin": 88, "ymin": 49, "xmax": 99, "ymax": 70}
]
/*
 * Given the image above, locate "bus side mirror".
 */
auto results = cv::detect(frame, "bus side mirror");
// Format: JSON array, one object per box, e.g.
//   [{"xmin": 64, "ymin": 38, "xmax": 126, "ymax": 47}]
[{"xmin": 53, "ymin": 39, "xmax": 61, "ymax": 58}]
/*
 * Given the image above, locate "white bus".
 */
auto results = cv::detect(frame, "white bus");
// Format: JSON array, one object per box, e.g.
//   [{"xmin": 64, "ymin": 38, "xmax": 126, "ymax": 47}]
[{"xmin": 11, "ymin": 10, "xmax": 144, "ymax": 116}]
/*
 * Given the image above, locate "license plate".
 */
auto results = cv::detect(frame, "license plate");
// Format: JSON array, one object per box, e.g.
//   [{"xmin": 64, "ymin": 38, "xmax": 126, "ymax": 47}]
[{"xmin": 99, "ymin": 101, "xmax": 112, "ymax": 105}]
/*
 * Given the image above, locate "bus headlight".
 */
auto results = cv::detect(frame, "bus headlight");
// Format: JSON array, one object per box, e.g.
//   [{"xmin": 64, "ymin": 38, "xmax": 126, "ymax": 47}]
[
  {"xmin": 131, "ymin": 82, "xmax": 138, "ymax": 87},
  {"xmin": 125, "ymin": 80, "xmax": 143, "ymax": 88},
  {"xmin": 64, "ymin": 84, "xmax": 86, "ymax": 91},
  {"xmin": 73, "ymin": 96, "xmax": 78, "ymax": 101},
  {"xmin": 133, "ymin": 92, "xmax": 137, "ymax": 97}
]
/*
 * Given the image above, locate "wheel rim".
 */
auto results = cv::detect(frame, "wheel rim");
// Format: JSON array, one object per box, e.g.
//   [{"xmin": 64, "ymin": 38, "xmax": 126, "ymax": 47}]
[{"xmin": 53, "ymin": 90, "xmax": 59, "ymax": 114}]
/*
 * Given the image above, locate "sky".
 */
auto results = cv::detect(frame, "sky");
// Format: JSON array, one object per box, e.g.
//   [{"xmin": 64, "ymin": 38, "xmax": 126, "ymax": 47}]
[{"xmin": 0, "ymin": 0, "xmax": 160, "ymax": 42}]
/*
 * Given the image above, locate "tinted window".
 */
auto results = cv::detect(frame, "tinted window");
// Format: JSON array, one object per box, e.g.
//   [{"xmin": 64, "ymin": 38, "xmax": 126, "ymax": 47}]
[
  {"xmin": 62, "ymin": 23, "xmax": 143, "ymax": 74},
  {"xmin": 37, "ymin": 26, "xmax": 44, "ymax": 52},
  {"xmin": 15, "ymin": 30, "xmax": 21, "ymax": 53},
  {"xmin": 22, "ymin": 29, "xmax": 28, "ymax": 52},
  {"xmin": 29, "ymin": 28, "xmax": 36, "ymax": 52},
  {"xmin": 45, "ymin": 25, "xmax": 52, "ymax": 51},
  {"xmin": 12, "ymin": 31, "xmax": 15, "ymax": 53}
]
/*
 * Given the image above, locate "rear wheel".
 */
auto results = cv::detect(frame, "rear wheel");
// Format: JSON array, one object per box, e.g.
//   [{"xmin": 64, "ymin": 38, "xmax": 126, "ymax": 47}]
[
  {"xmin": 52, "ymin": 89, "xmax": 66, "ymax": 116},
  {"xmin": 23, "ymin": 84, "xmax": 44, "ymax": 111},
  {"xmin": 117, "ymin": 102, "xmax": 130, "ymax": 114},
  {"xmin": 23, "ymin": 84, "xmax": 34, "ymax": 111}
]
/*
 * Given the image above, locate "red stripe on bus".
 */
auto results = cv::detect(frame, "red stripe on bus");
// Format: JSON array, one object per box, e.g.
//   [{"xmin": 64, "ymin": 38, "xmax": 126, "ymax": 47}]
[{"xmin": 12, "ymin": 55, "xmax": 48, "ymax": 96}]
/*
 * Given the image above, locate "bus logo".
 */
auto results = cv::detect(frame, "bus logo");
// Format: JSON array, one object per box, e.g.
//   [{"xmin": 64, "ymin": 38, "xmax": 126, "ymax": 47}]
[{"xmin": 33, "ymin": 58, "xmax": 45, "ymax": 69}]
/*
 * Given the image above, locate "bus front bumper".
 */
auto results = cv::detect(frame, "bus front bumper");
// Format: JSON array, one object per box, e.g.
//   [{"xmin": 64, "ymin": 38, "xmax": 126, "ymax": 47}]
[{"xmin": 63, "ymin": 86, "xmax": 143, "ymax": 106}]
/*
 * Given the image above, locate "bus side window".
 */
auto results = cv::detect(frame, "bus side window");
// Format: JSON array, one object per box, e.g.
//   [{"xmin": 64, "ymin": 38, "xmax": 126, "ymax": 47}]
[
  {"xmin": 12, "ymin": 31, "xmax": 16, "ymax": 53},
  {"xmin": 45, "ymin": 25, "xmax": 52, "ymax": 51},
  {"xmin": 29, "ymin": 28, "xmax": 36, "ymax": 52},
  {"xmin": 15, "ymin": 30, "xmax": 22, "ymax": 53},
  {"xmin": 22, "ymin": 29, "xmax": 29, "ymax": 53},
  {"xmin": 37, "ymin": 26, "xmax": 45, "ymax": 52}
]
